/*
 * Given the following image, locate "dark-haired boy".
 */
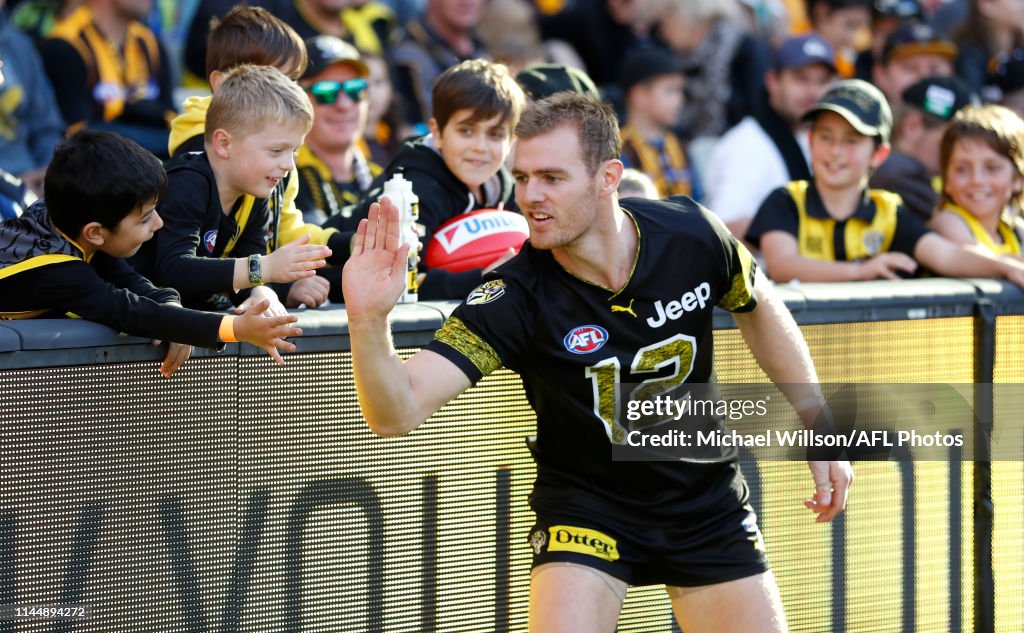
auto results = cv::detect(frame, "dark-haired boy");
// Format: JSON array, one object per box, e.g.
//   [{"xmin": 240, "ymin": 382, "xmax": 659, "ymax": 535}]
[
  {"xmin": 347, "ymin": 59, "xmax": 524, "ymax": 299},
  {"xmin": 746, "ymin": 79, "xmax": 1024, "ymax": 285},
  {"xmin": 0, "ymin": 130, "xmax": 305, "ymax": 375}
]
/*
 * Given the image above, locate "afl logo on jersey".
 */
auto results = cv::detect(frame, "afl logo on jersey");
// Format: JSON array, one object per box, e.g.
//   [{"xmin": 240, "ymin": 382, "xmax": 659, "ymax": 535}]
[
  {"xmin": 563, "ymin": 325, "xmax": 608, "ymax": 354},
  {"xmin": 203, "ymin": 230, "xmax": 218, "ymax": 253}
]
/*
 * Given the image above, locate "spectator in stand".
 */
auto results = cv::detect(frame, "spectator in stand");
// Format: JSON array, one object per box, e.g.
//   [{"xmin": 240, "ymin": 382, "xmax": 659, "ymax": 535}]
[
  {"xmin": 872, "ymin": 22, "xmax": 957, "ymax": 108},
  {"xmin": 617, "ymin": 167, "xmax": 659, "ymax": 199},
  {"xmin": 0, "ymin": 0, "xmax": 64, "ymax": 197},
  {"xmin": 853, "ymin": 0, "xmax": 924, "ymax": 81},
  {"xmin": 362, "ymin": 52, "xmax": 408, "ymax": 166},
  {"xmin": 987, "ymin": 48, "xmax": 1024, "ymax": 119},
  {"xmin": 705, "ymin": 34, "xmax": 837, "ymax": 241},
  {"xmin": 10, "ymin": 0, "xmax": 81, "ymax": 46},
  {"xmin": 870, "ymin": 75, "xmax": 976, "ymax": 222},
  {"xmin": 655, "ymin": 0, "xmax": 771, "ymax": 138},
  {"xmin": 617, "ymin": 47, "xmax": 698, "ymax": 199},
  {"xmin": 41, "ymin": 0, "xmax": 175, "ymax": 158},
  {"xmin": 952, "ymin": 0, "xmax": 1024, "ymax": 93},
  {"xmin": 806, "ymin": 0, "xmax": 872, "ymax": 78},
  {"xmin": 295, "ymin": 36, "xmax": 381, "ymax": 229},
  {"xmin": 183, "ymin": 0, "xmax": 396, "ymax": 88},
  {"xmin": 392, "ymin": 0, "xmax": 488, "ymax": 131},
  {"xmin": 538, "ymin": 0, "xmax": 657, "ymax": 90},
  {"xmin": 477, "ymin": 0, "xmax": 584, "ymax": 77},
  {"xmin": 515, "ymin": 63, "xmax": 599, "ymax": 103}
]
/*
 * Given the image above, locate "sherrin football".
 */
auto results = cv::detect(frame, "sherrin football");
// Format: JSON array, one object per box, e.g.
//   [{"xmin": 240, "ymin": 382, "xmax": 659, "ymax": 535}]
[{"xmin": 424, "ymin": 209, "xmax": 530, "ymax": 273}]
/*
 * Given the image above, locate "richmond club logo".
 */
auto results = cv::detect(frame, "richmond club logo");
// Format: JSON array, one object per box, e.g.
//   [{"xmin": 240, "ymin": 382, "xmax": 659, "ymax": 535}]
[{"xmin": 563, "ymin": 325, "xmax": 608, "ymax": 354}]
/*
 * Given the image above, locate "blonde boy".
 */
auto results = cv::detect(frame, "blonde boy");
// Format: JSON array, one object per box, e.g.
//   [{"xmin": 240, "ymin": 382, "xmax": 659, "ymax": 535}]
[{"xmin": 131, "ymin": 65, "xmax": 331, "ymax": 312}]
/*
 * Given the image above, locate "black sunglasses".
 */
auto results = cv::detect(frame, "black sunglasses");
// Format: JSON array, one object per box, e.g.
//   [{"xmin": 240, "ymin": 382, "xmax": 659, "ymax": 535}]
[{"xmin": 305, "ymin": 78, "xmax": 368, "ymax": 105}]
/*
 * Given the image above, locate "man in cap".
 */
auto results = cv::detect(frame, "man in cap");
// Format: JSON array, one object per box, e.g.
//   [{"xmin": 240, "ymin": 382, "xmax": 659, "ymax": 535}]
[
  {"xmin": 872, "ymin": 21, "xmax": 957, "ymax": 107},
  {"xmin": 515, "ymin": 63, "xmax": 599, "ymax": 102},
  {"xmin": 870, "ymin": 75, "xmax": 976, "ymax": 221},
  {"xmin": 705, "ymin": 33, "xmax": 837, "ymax": 241},
  {"xmin": 296, "ymin": 36, "xmax": 381, "ymax": 228}
]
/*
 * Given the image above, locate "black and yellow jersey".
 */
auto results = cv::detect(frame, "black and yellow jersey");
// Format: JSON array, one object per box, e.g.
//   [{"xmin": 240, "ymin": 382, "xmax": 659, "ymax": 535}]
[
  {"xmin": 620, "ymin": 124, "xmax": 696, "ymax": 198},
  {"xmin": 746, "ymin": 179, "xmax": 930, "ymax": 260},
  {"xmin": 294, "ymin": 144, "xmax": 381, "ymax": 228},
  {"xmin": 936, "ymin": 204, "xmax": 1023, "ymax": 256},
  {"xmin": 425, "ymin": 196, "xmax": 757, "ymax": 512}
]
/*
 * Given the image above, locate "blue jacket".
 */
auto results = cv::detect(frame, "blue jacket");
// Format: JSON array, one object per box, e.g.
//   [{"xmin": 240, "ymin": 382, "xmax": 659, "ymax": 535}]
[{"xmin": 0, "ymin": 10, "xmax": 64, "ymax": 176}]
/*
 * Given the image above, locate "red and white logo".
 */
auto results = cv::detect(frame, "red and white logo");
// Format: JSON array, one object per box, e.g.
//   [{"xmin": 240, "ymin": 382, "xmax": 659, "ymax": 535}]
[
  {"xmin": 433, "ymin": 210, "xmax": 529, "ymax": 254},
  {"xmin": 563, "ymin": 325, "xmax": 608, "ymax": 354}
]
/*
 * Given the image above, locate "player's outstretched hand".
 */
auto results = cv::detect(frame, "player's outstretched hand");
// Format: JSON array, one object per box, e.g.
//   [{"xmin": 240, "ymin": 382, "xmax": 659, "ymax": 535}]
[
  {"xmin": 262, "ymin": 235, "xmax": 332, "ymax": 283},
  {"xmin": 342, "ymin": 197, "xmax": 411, "ymax": 321},
  {"xmin": 232, "ymin": 299, "xmax": 302, "ymax": 365},
  {"xmin": 804, "ymin": 460, "xmax": 853, "ymax": 522}
]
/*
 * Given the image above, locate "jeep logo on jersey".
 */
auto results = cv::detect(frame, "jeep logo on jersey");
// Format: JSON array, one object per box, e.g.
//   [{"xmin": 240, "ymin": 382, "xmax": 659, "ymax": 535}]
[
  {"xmin": 203, "ymin": 230, "xmax": 218, "ymax": 253},
  {"xmin": 563, "ymin": 325, "xmax": 608, "ymax": 354},
  {"xmin": 646, "ymin": 282, "xmax": 712, "ymax": 328},
  {"xmin": 433, "ymin": 211, "xmax": 529, "ymax": 254}
]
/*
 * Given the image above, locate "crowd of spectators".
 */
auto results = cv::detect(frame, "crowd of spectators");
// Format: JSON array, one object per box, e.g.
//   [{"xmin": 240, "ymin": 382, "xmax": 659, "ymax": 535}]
[{"xmin": 1, "ymin": 0, "xmax": 1024, "ymax": 312}]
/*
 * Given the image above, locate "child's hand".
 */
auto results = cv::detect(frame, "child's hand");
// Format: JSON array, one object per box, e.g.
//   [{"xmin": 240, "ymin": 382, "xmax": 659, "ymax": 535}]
[
  {"xmin": 232, "ymin": 299, "xmax": 302, "ymax": 365},
  {"xmin": 235, "ymin": 286, "xmax": 288, "ymax": 317},
  {"xmin": 263, "ymin": 235, "xmax": 332, "ymax": 283},
  {"xmin": 859, "ymin": 253, "xmax": 917, "ymax": 280},
  {"xmin": 150, "ymin": 339, "xmax": 193, "ymax": 378},
  {"xmin": 286, "ymin": 275, "xmax": 331, "ymax": 308}
]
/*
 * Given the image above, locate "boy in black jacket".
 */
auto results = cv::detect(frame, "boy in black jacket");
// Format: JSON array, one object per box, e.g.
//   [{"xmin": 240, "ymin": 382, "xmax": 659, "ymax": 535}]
[
  {"xmin": 132, "ymin": 65, "xmax": 331, "ymax": 313},
  {"xmin": 0, "ymin": 130, "xmax": 307, "ymax": 376},
  {"xmin": 344, "ymin": 59, "xmax": 524, "ymax": 300}
]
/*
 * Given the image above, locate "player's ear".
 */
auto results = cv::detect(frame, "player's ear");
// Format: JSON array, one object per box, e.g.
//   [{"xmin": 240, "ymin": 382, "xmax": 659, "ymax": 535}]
[
  {"xmin": 600, "ymin": 159, "xmax": 624, "ymax": 197},
  {"xmin": 210, "ymin": 128, "xmax": 232, "ymax": 160},
  {"xmin": 79, "ymin": 221, "xmax": 106, "ymax": 248}
]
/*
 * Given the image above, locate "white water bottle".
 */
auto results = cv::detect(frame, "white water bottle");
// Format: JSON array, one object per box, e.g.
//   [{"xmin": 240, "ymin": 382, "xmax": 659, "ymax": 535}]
[{"xmin": 380, "ymin": 172, "xmax": 419, "ymax": 303}]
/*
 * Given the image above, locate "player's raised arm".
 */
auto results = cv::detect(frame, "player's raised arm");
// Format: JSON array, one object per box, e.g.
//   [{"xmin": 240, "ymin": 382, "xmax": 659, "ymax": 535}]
[{"xmin": 343, "ymin": 198, "xmax": 472, "ymax": 436}]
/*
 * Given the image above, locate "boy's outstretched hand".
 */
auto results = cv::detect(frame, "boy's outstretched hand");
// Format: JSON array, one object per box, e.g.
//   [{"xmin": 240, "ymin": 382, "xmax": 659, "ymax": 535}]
[
  {"xmin": 342, "ymin": 198, "xmax": 411, "ymax": 322},
  {"xmin": 263, "ymin": 234, "xmax": 332, "ymax": 283},
  {"xmin": 232, "ymin": 299, "xmax": 303, "ymax": 364}
]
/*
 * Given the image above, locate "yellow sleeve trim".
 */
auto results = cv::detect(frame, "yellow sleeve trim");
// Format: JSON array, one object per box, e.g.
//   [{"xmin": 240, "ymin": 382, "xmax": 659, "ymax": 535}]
[
  {"xmin": 0, "ymin": 254, "xmax": 81, "ymax": 281},
  {"xmin": 433, "ymin": 316, "xmax": 503, "ymax": 377},
  {"xmin": 719, "ymin": 243, "xmax": 756, "ymax": 312}
]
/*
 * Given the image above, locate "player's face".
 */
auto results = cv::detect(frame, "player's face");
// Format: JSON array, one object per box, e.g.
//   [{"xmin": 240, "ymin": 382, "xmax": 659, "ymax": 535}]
[
  {"xmin": 432, "ymin": 109, "xmax": 512, "ymax": 190},
  {"xmin": 302, "ymin": 64, "xmax": 368, "ymax": 154},
  {"xmin": 808, "ymin": 111, "xmax": 885, "ymax": 194},
  {"xmin": 769, "ymin": 64, "xmax": 835, "ymax": 126},
  {"xmin": 224, "ymin": 121, "xmax": 307, "ymax": 199},
  {"xmin": 513, "ymin": 124, "xmax": 603, "ymax": 251},
  {"xmin": 943, "ymin": 137, "xmax": 1022, "ymax": 220},
  {"xmin": 102, "ymin": 200, "xmax": 162, "ymax": 258}
]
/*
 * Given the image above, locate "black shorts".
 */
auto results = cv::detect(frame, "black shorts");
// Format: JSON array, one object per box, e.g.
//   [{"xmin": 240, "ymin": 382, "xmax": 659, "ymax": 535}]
[{"xmin": 526, "ymin": 466, "xmax": 769, "ymax": 587}]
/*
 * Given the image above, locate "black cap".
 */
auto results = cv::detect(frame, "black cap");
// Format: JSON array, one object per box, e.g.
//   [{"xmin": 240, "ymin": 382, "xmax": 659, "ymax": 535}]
[
  {"xmin": 515, "ymin": 64, "xmax": 599, "ymax": 101},
  {"xmin": 902, "ymin": 76, "xmax": 976, "ymax": 120},
  {"xmin": 302, "ymin": 35, "xmax": 368, "ymax": 80},
  {"xmin": 804, "ymin": 79, "xmax": 893, "ymax": 144},
  {"xmin": 774, "ymin": 34, "xmax": 837, "ymax": 73},
  {"xmin": 988, "ymin": 49, "xmax": 1024, "ymax": 95},
  {"xmin": 882, "ymin": 22, "xmax": 957, "ymax": 64},
  {"xmin": 617, "ymin": 47, "xmax": 684, "ymax": 96}
]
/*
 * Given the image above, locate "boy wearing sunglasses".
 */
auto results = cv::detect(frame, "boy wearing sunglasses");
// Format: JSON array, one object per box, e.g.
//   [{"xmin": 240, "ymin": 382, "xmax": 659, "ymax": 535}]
[
  {"xmin": 344, "ymin": 59, "xmax": 525, "ymax": 300},
  {"xmin": 295, "ymin": 36, "xmax": 382, "ymax": 230}
]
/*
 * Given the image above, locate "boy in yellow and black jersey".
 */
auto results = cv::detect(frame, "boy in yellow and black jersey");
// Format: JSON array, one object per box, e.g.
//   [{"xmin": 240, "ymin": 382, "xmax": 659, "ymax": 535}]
[
  {"xmin": 747, "ymin": 79, "xmax": 1024, "ymax": 285},
  {"xmin": 0, "ymin": 130, "xmax": 308, "ymax": 376}
]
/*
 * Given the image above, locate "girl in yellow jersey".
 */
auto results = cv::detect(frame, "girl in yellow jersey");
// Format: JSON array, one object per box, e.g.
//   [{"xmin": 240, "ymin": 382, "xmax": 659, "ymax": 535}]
[{"xmin": 932, "ymin": 105, "xmax": 1024, "ymax": 256}]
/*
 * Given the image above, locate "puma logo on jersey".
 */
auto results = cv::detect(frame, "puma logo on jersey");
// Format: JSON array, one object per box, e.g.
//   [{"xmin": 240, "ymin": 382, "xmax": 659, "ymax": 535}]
[
  {"xmin": 646, "ymin": 282, "xmax": 712, "ymax": 328},
  {"xmin": 610, "ymin": 298, "xmax": 637, "ymax": 318}
]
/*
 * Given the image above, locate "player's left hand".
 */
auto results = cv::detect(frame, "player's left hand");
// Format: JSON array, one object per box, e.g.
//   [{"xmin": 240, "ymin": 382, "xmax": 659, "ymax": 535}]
[
  {"xmin": 154, "ymin": 340, "xmax": 193, "ymax": 378},
  {"xmin": 804, "ymin": 460, "xmax": 853, "ymax": 522}
]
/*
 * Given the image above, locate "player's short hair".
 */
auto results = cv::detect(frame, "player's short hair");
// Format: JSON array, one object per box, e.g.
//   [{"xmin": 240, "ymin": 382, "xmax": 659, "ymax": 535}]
[
  {"xmin": 515, "ymin": 92, "xmax": 621, "ymax": 176},
  {"xmin": 432, "ymin": 59, "xmax": 526, "ymax": 133},
  {"xmin": 205, "ymin": 65, "xmax": 313, "ymax": 145},
  {"xmin": 206, "ymin": 5, "xmax": 307, "ymax": 80},
  {"xmin": 938, "ymin": 104, "xmax": 1024, "ymax": 209},
  {"xmin": 45, "ymin": 130, "xmax": 166, "ymax": 237}
]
